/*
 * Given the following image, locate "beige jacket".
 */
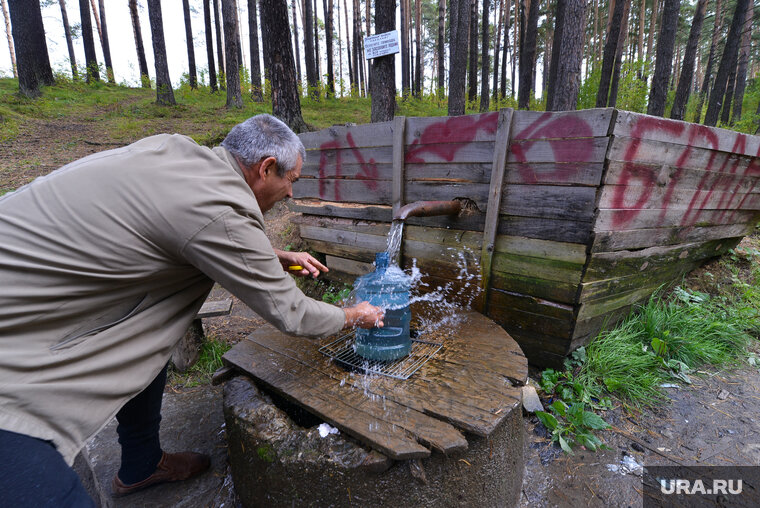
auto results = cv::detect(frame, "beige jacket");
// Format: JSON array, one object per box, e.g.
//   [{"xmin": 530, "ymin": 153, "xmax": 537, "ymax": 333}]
[{"xmin": 0, "ymin": 134, "xmax": 345, "ymax": 464}]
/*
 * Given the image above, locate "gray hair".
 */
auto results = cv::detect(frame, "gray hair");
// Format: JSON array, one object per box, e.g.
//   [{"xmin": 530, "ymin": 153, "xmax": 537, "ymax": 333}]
[{"xmin": 221, "ymin": 114, "xmax": 306, "ymax": 176}]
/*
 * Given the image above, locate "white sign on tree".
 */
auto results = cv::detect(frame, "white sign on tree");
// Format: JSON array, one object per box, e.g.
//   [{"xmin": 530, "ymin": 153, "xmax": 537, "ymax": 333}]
[{"xmin": 364, "ymin": 30, "xmax": 400, "ymax": 60}]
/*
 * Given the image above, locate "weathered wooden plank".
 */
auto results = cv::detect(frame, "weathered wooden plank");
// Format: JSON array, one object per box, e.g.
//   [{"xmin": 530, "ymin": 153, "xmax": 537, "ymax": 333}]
[
  {"xmin": 197, "ymin": 299, "xmax": 233, "ymax": 319},
  {"xmin": 491, "ymin": 322, "xmax": 571, "ymax": 355},
  {"xmin": 325, "ymin": 255, "xmax": 373, "ymax": 276},
  {"xmin": 584, "ymin": 237, "xmax": 741, "ymax": 280},
  {"xmin": 223, "ymin": 337, "xmax": 434, "ymax": 459},
  {"xmin": 301, "ymin": 161, "xmax": 394, "ymax": 179},
  {"xmin": 497, "ymin": 214, "xmax": 593, "ymax": 244},
  {"xmin": 488, "ymin": 288, "xmax": 575, "ymax": 320},
  {"xmin": 494, "ymin": 235, "xmax": 587, "ymax": 264},
  {"xmin": 392, "ymin": 116, "xmax": 406, "ymax": 217},
  {"xmin": 572, "ymin": 305, "xmax": 633, "ymax": 341},
  {"xmin": 594, "ymin": 208, "xmax": 760, "ymax": 232},
  {"xmin": 489, "ymin": 271, "xmax": 579, "ymax": 304},
  {"xmin": 591, "ymin": 222, "xmax": 756, "ymax": 252},
  {"xmin": 404, "ymin": 141, "xmax": 497, "ymax": 164},
  {"xmin": 300, "ymin": 121, "xmax": 394, "ymax": 150},
  {"xmin": 487, "ymin": 301, "xmax": 574, "ymax": 337},
  {"xmin": 579, "ymin": 260, "xmax": 701, "ymax": 302},
  {"xmin": 507, "ymin": 137, "xmax": 609, "ymax": 164},
  {"xmin": 598, "ymin": 185, "xmax": 760, "ymax": 212},
  {"xmin": 306, "ymin": 145, "xmax": 395, "ymax": 168},
  {"xmin": 510, "ymin": 108, "xmax": 614, "ymax": 140},
  {"xmin": 492, "ymin": 251, "xmax": 584, "ymax": 284},
  {"xmin": 500, "ymin": 185, "xmax": 597, "ymax": 221},
  {"xmin": 576, "ymin": 282, "xmax": 672, "ymax": 321},
  {"xmin": 503, "ymin": 162, "xmax": 605, "ymax": 186},
  {"xmin": 404, "ymin": 112, "xmax": 500, "ymax": 145},
  {"xmin": 612, "ymin": 111, "xmax": 760, "ymax": 158},
  {"xmin": 603, "ymin": 158, "xmax": 760, "ymax": 194},
  {"xmin": 289, "ymin": 199, "xmax": 394, "ymax": 221},
  {"xmin": 481, "ymin": 108, "xmax": 514, "ymax": 308}
]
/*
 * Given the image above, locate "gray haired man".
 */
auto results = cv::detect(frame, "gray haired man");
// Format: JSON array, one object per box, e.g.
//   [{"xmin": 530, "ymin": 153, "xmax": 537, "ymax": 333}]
[{"xmin": 0, "ymin": 114, "xmax": 383, "ymax": 504}]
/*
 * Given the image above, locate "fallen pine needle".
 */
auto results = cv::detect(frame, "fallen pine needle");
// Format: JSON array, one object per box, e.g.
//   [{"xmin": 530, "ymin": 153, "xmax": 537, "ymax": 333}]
[{"xmin": 459, "ymin": 459, "xmax": 471, "ymax": 466}]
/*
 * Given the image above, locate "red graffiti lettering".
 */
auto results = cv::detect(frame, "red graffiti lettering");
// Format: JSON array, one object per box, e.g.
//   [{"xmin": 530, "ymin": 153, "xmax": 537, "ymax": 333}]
[
  {"xmin": 317, "ymin": 132, "xmax": 380, "ymax": 200},
  {"xmin": 510, "ymin": 113, "xmax": 594, "ymax": 183},
  {"xmin": 404, "ymin": 112, "xmax": 499, "ymax": 163}
]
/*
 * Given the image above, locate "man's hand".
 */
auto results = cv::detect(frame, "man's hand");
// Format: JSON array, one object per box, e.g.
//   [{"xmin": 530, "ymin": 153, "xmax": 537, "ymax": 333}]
[
  {"xmin": 274, "ymin": 249, "xmax": 328, "ymax": 278},
  {"xmin": 343, "ymin": 302, "xmax": 384, "ymax": 329}
]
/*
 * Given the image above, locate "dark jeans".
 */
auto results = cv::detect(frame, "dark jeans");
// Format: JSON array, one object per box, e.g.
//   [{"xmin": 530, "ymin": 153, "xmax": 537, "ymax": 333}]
[{"xmin": 0, "ymin": 364, "xmax": 169, "ymax": 504}]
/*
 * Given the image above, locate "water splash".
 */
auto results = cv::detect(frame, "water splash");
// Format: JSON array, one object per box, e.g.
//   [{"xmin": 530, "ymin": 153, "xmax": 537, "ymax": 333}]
[{"xmin": 386, "ymin": 220, "xmax": 404, "ymax": 265}]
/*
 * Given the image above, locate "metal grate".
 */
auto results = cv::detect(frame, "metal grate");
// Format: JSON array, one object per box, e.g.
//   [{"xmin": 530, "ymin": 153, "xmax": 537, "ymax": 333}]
[{"xmin": 318, "ymin": 331, "xmax": 443, "ymax": 380}]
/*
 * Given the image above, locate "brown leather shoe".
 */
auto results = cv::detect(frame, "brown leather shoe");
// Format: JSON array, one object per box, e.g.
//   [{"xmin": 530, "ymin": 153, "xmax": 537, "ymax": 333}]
[{"xmin": 111, "ymin": 451, "xmax": 211, "ymax": 497}]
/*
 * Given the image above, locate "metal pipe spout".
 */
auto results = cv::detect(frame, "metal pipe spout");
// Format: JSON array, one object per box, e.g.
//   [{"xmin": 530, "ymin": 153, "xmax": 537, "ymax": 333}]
[{"xmin": 393, "ymin": 200, "xmax": 462, "ymax": 221}]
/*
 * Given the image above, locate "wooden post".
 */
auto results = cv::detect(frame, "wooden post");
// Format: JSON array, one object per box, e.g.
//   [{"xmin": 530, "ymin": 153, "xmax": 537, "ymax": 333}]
[
  {"xmin": 479, "ymin": 108, "xmax": 514, "ymax": 311},
  {"xmin": 391, "ymin": 116, "xmax": 407, "ymax": 218}
]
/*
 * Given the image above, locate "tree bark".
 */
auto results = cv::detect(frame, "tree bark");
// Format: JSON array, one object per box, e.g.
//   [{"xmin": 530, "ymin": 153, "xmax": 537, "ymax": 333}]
[
  {"xmin": 492, "ymin": 0, "xmax": 502, "ymax": 101},
  {"xmin": 1, "ymin": 0, "xmax": 15, "ymax": 78},
  {"xmin": 608, "ymin": 0, "xmax": 631, "ymax": 107},
  {"xmin": 479, "ymin": 0, "xmax": 490, "ymax": 111},
  {"xmin": 292, "ymin": 0, "xmax": 302, "ymax": 84},
  {"xmin": 130, "ymin": 0, "xmax": 150, "ymax": 88},
  {"xmin": 353, "ymin": 0, "xmax": 363, "ymax": 96},
  {"xmin": 670, "ymin": 0, "xmax": 707, "ymax": 120},
  {"xmin": 213, "ymin": 0, "xmax": 226, "ymax": 88},
  {"xmin": 324, "ymin": 0, "xmax": 335, "ymax": 96},
  {"xmin": 8, "ymin": 0, "xmax": 54, "ymax": 96},
  {"xmin": 97, "ymin": 0, "xmax": 114, "ymax": 82},
  {"xmin": 182, "ymin": 0, "xmax": 198, "ymax": 89},
  {"xmin": 401, "ymin": 0, "xmax": 410, "ymax": 95},
  {"xmin": 147, "ymin": 0, "xmax": 175, "ymax": 105},
  {"xmin": 370, "ymin": 0, "xmax": 396, "ymax": 121},
  {"xmin": 203, "ymin": 0, "xmax": 218, "ymax": 91},
  {"xmin": 720, "ymin": 47, "xmax": 739, "ymax": 124},
  {"xmin": 730, "ymin": 1, "xmax": 753, "ymax": 124},
  {"xmin": 695, "ymin": 0, "xmax": 721, "ymax": 120},
  {"xmin": 646, "ymin": 0, "xmax": 659, "ymax": 64},
  {"xmin": 467, "ymin": 0, "xmax": 478, "ymax": 103},
  {"xmin": 415, "ymin": 0, "xmax": 422, "ymax": 97},
  {"xmin": 500, "ymin": 0, "xmax": 510, "ymax": 98},
  {"xmin": 303, "ymin": 0, "xmax": 318, "ymax": 96},
  {"xmin": 517, "ymin": 0, "xmax": 538, "ymax": 109},
  {"xmin": 636, "ymin": 0, "xmax": 645, "ymax": 62},
  {"xmin": 595, "ymin": 0, "xmax": 625, "ymax": 107},
  {"xmin": 546, "ymin": 0, "xmax": 587, "ymax": 111},
  {"xmin": 58, "ymin": 0, "xmax": 78, "ymax": 80},
  {"xmin": 343, "ymin": 0, "xmax": 354, "ymax": 90},
  {"xmin": 247, "ymin": 0, "xmax": 262, "ymax": 100},
  {"xmin": 261, "ymin": 0, "xmax": 307, "ymax": 131},
  {"xmin": 78, "ymin": 0, "xmax": 100, "ymax": 82},
  {"xmin": 646, "ymin": 0, "xmax": 680, "ymax": 116},
  {"xmin": 437, "ymin": 0, "xmax": 446, "ymax": 91},
  {"xmin": 314, "ymin": 0, "xmax": 321, "ymax": 86},
  {"xmin": 222, "ymin": 0, "xmax": 243, "ymax": 107},
  {"xmin": 704, "ymin": 0, "xmax": 749, "ymax": 126},
  {"xmin": 449, "ymin": 0, "xmax": 471, "ymax": 114}
]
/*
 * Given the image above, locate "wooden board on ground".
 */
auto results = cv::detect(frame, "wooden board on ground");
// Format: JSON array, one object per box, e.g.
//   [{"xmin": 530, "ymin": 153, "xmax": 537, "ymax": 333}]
[{"xmin": 222, "ymin": 311, "xmax": 526, "ymax": 459}]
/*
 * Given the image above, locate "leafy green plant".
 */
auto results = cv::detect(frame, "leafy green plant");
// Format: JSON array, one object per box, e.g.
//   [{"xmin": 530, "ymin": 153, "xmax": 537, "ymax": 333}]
[{"xmin": 322, "ymin": 286, "xmax": 352, "ymax": 305}]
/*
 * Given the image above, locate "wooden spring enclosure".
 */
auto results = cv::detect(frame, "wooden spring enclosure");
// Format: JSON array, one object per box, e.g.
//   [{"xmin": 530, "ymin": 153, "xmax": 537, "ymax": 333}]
[{"xmin": 292, "ymin": 109, "xmax": 760, "ymax": 367}]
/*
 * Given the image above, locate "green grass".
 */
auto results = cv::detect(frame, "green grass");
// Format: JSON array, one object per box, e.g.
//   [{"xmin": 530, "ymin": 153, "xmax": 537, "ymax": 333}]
[{"xmin": 169, "ymin": 336, "xmax": 231, "ymax": 388}]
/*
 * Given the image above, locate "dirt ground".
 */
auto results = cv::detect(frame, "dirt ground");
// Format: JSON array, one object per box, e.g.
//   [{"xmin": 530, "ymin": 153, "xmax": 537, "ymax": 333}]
[{"xmin": 5, "ymin": 117, "xmax": 760, "ymax": 507}]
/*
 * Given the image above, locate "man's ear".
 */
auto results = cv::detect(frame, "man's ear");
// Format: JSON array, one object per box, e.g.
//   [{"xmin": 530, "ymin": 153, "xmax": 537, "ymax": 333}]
[{"xmin": 258, "ymin": 156, "xmax": 277, "ymax": 179}]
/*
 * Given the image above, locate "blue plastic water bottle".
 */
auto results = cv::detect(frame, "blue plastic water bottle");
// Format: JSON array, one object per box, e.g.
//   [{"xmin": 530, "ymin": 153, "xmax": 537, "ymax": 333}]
[{"xmin": 353, "ymin": 252, "xmax": 412, "ymax": 361}]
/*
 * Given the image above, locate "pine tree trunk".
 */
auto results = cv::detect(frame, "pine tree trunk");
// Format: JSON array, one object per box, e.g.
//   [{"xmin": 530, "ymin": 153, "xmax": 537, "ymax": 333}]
[
  {"xmin": 608, "ymin": 0, "xmax": 631, "ymax": 107},
  {"xmin": 292, "ymin": 0, "xmax": 302, "ymax": 84},
  {"xmin": 370, "ymin": 0, "xmax": 396, "ymax": 121},
  {"xmin": 449, "ymin": 0, "xmax": 471, "ymax": 114},
  {"xmin": 492, "ymin": 0, "xmax": 502, "ymax": 101},
  {"xmin": 303, "ymin": 0, "xmax": 318, "ymax": 95},
  {"xmin": 467, "ymin": 0, "xmax": 478, "ymax": 103},
  {"xmin": 401, "ymin": 0, "xmax": 410, "ymax": 95},
  {"xmin": 58, "ymin": 0, "xmax": 78, "ymax": 80},
  {"xmin": 720, "ymin": 43, "xmax": 739, "ymax": 125},
  {"xmin": 645, "ymin": 0, "xmax": 659, "ymax": 65},
  {"xmin": 437, "ymin": 0, "xmax": 446, "ymax": 92},
  {"xmin": 130, "ymin": 0, "xmax": 150, "ymax": 88},
  {"xmin": 343, "ymin": 0, "xmax": 354, "ymax": 90},
  {"xmin": 595, "ymin": 0, "xmax": 625, "ymax": 107},
  {"xmin": 500, "ymin": 0, "xmax": 510, "ymax": 98},
  {"xmin": 8, "ymin": 0, "xmax": 54, "ymax": 96},
  {"xmin": 415, "ymin": 0, "xmax": 422, "ymax": 97},
  {"xmin": 449, "ymin": 0, "xmax": 459, "ymax": 93},
  {"xmin": 510, "ymin": 0, "xmax": 516, "ymax": 97},
  {"xmin": 203, "ymin": 0, "xmax": 218, "ymax": 91},
  {"xmin": 704, "ymin": 0, "xmax": 749, "ymax": 126},
  {"xmin": 670, "ymin": 0, "xmax": 706, "ymax": 120},
  {"xmin": 260, "ymin": 0, "xmax": 308, "ymax": 131},
  {"xmin": 182, "ymin": 0, "xmax": 198, "ymax": 89},
  {"xmin": 1, "ymin": 0, "xmax": 15, "ymax": 78},
  {"xmin": 547, "ymin": 0, "xmax": 587, "ymax": 111},
  {"xmin": 336, "ymin": 0, "xmax": 343, "ymax": 94},
  {"xmin": 213, "ymin": 0, "xmax": 226, "ymax": 88},
  {"xmin": 593, "ymin": 0, "xmax": 598, "ymax": 65},
  {"xmin": 694, "ymin": 0, "xmax": 721, "ymax": 121},
  {"xmin": 646, "ymin": 0, "xmax": 680, "ymax": 116},
  {"xmin": 222, "ymin": 0, "xmax": 243, "ymax": 107},
  {"xmin": 248, "ymin": 0, "xmax": 263, "ymax": 100},
  {"xmin": 636, "ymin": 0, "xmax": 645, "ymax": 62},
  {"xmin": 323, "ymin": 0, "xmax": 335, "ymax": 96},
  {"xmin": 97, "ymin": 0, "xmax": 114, "ymax": 82},
  {"xmin": 147, "ymin": 0, "xmax": 175, "ymax": 105},
  {"xmin": 314, "ymin": 0, "xmax": 321, "ymax": 88},
  {"xmin": 517, "ymin": 0, "xmax": 538, "ymax": 109},
  {"xmin": 479, "ymin": 0, "xmax": 490, "ymax": 111},
  {"xmin": 353, "ymin": 0, "xmax": 363, "ymax": 96},
  {"xmin": 730, "ymin": 2, "xmax": 752, "ymax": 124},
  {"xmin": 78, "ymin": 0, "xmax": 100, "ymax": 82},
  {"xmin": 542, "ymin": 1, "xmax": 553, "ymax": 97}
]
